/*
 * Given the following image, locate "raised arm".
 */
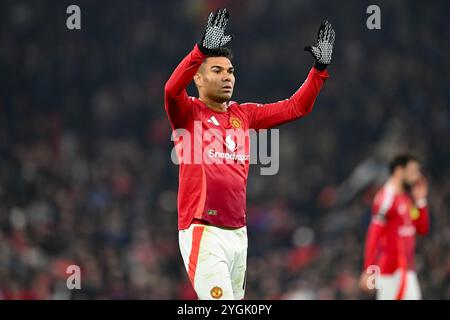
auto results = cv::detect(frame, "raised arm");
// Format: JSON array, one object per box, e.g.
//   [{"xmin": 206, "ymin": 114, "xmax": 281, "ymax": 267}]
[
  {"xmin": 411, "ymin": 177, "xmax": 430, "ymax": 235},
  {"xmin": 164, "ymin": 8, "xmax": 233, "ymax": 128},
  {"xmin": 360, "ymin": 186, "xmax": 394, "ymax": 292},
  {"xmin": 243, "ymin": 20, "xmax": 335, "ymax": 130},
  {"xmin": 243, "ymin": 67, "xmax": 328, "ymax": 130},
  {"xmin": 164, "ymin": 45, "xmax": 206, "ymax": 127}
]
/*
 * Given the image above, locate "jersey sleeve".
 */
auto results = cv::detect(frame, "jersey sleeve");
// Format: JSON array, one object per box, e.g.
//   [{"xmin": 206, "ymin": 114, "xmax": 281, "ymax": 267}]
[
  {"xmin": 164, "ymin": 44, "xmax": 206, "ymax": 128},
  {"xmin": 362, "ymin": 186, "xmax": 395, "ymax": 271},
  {"xmin": 241, "ymin": 67, "xmax": 329, "ymax": 130},
  {"xmin": 363, "ymin": 220, "xmax": 385, "ymax": 271},
  {"xmin": 371, "ymin": 185, "xmax": 395, "ymax": 223}
]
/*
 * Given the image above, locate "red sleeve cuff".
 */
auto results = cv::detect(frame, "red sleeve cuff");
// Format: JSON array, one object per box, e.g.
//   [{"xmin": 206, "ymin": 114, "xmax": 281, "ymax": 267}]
[
  {"xmin": 193, "ymin": 44, "xmax": 207, "ymax": 59},
  {"xmin": 311, "ymin": 67, "xmax": 330, "ymax": 79}
]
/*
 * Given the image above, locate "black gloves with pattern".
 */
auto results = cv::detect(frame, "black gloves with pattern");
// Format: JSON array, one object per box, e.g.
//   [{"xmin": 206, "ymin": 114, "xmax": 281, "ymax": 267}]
[
  {"xmin": 198, "ymin": 8, "xmax": 233, "ymax": 55},
  {"xmin": 304, "ymin": 20, "xmax": 336, "ymax": 71}
]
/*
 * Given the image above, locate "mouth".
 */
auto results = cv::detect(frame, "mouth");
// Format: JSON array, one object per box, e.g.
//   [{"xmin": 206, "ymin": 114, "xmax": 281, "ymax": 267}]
[{"xmin": 221, "ymin": 86, "xmax": 232, "ymax": 92}]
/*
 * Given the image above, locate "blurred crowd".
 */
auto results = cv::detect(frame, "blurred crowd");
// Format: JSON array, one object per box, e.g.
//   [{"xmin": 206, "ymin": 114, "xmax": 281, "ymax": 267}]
[{"xmin": 0, "ymin": 0, "xmax": 449, "ymax": 299}]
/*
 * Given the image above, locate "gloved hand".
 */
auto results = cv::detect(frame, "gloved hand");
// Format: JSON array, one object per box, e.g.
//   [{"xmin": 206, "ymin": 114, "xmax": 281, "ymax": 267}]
[
  {"xmin": 304, "ymin": 20, "xmax": 336, "ymax": 71},
  {"xmin": 198, "ymin": 8, "xmax": 233, "ymax": 55}
]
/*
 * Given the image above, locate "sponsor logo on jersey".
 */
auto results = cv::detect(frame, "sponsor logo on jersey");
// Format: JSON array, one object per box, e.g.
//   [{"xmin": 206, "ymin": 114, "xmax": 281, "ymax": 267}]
[
  {"xmin": 207, "ymin": 134, "xmax": 249, "ymax": 163},
  {"xmin": 208, "ymin": 149, "xmax": 250, "ymax": 162},
  {"xmin": 224, "ymin": 135, "xmax": 238, "ymax": 152}
]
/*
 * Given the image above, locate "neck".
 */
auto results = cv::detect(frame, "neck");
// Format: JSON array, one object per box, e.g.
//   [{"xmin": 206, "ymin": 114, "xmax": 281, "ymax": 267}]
[
  {"xmin": 199, "ymin": 96, "xmax": 228, "ymax": 112},
  {"xmin": 388, "ymin": 175, "xmax": 404, "ymax": 193}
]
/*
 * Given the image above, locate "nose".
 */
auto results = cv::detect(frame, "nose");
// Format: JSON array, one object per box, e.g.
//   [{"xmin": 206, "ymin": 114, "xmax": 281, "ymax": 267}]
[
  {"xmin": 222, "ymin": 76, "xmax": 233, "ymax": 87},
  {"xmin": 223, "ymin": 74, "xmax": 232, "ymax": 82}
]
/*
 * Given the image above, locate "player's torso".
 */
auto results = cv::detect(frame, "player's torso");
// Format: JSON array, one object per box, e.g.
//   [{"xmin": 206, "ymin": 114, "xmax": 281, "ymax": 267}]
[
  {"xmin": 176, "ymin": 98, "xmax": 252, "ymax": 228},
  {"xmin": 187, "ymin": 97, "xmax": 251, "ymax": 170},
  {"xmin": 379, "ymin": 191, "xmax": 417, "ymax": 272},
  {"xmin": 386, "ymin": 194, "xmax": 416, "ymax": 238}
]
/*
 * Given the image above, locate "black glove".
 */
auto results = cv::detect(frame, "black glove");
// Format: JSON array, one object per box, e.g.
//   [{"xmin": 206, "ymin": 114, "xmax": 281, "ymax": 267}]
[
  {"xmin": 304, "ymin": 20, "xmax": 335, "ymax": 71},
  {"xmin": 198, "ymin": 8, "xmax": 233, "ymax": 55}
]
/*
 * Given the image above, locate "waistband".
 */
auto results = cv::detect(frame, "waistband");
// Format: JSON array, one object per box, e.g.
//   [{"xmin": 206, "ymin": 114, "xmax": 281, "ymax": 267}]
[{"xmin": 191, "ymin": 218, "xmax": 244, "ymax": 230}]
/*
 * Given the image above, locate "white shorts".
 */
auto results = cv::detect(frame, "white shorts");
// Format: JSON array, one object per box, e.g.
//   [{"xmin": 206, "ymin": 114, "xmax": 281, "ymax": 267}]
[
  {"xmin": 179, "ymin": 223, "xmax": 248, "ymax": 300},
  {"xmin": 377, "ymin": 269, "xmax": 422, "ymax": 300}
]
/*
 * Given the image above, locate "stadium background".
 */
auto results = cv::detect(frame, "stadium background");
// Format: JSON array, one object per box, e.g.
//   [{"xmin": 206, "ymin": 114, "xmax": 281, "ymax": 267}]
[{"xmin": 0, "ymin": 0, "xmax": 449, "ymax": 299}]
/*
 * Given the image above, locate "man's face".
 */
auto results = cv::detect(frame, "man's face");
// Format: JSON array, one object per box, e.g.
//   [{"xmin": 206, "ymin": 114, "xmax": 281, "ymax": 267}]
[
  {"xmin": 195, "ymin": 56, "xmax": 235, "ymax": 103},
  {"xmin": 402, "ymin": 160, "xmax": 422, "ymax": 187}
]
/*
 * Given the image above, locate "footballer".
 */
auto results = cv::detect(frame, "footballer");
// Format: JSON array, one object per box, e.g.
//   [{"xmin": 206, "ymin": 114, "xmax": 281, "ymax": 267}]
[
  {"xmin": 360, "ymin": 154, "xmax": 430, "ymax": 299},
  {"xmin": 164, "ymin": 8, "xmax": 335, "ymax": 299}
]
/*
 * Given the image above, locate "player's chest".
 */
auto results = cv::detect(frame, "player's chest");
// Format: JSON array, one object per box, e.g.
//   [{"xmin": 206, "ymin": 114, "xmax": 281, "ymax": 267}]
[
  {"xmin": 391, "ymin": 196, "xmax": 416, "ymax": 235},
  {"xmin": 189, "ymin": 107, "xmax": 250, "ymax": 159},
  {"xmin": 195, "ymin": 108, "xmax": 247, "ymax": 132}
]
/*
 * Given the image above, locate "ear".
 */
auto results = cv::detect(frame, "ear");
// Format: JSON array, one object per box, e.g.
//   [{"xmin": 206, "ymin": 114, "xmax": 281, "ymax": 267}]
[{"xmin": 194, "ymin": 73, "xmax": 202, "ymax": 87}]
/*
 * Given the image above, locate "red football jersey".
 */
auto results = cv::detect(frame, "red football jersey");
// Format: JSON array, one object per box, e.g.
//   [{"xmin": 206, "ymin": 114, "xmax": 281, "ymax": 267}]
[
  {"xmin": 363, "ymin": 182, "xmax": 429, "ymax": 274},
  {"xmin": 165, "ymin": 44, "xmax": 329, "ymax": 230}
]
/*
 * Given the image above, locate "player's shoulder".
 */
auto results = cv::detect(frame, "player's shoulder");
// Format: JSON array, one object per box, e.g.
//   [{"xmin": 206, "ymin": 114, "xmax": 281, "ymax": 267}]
[
  {"xmin": 238, "ymin": 102, "xmax": 264, "ymax": 108},
  {"xmin": 188, "ymin": 96, "xmax": 198, "ymax": 103},
  {"xmin": 374, "ymin": 183, "xmax": 396, "ymax": 202},
  {"xmin": 228, "ymin": 100, "xmax": 257, "ymax": 108},
  {"xmin": 372, "ymin": 182, "xmax": 398, "ymax": 215},
  {"xmin": 189, "ymin": 97, "xmax": 240, "ymax": 107},
  {"xmin": 188, "ymin": 96, "xmax": 206, "ymax": 110},
  {"xmin": 228, "ymin": 101, "xmax": 262, "ymax": 119}
]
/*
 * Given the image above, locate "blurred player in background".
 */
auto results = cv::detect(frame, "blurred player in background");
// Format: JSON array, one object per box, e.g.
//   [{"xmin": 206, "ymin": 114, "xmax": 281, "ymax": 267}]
[
  {"xmin": 360, "ymin": 154, "xmax": 430, "ymax": 300},
  {"xmin": 164, "ymin": 8, "xmax": 335, "ymax": 299}
]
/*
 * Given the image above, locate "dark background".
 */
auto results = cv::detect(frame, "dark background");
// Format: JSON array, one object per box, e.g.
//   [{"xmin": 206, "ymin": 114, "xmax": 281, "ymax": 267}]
[{"xmin": 0, "ymin": 0, "xmax": 449, "ymax": 299}]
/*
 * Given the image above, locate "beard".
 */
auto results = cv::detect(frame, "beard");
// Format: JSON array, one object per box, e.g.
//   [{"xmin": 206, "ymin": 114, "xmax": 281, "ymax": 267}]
[
  {"xmin": 217, "ymin": 86, "xmax": 233, "ymax": 100},
  {"xmin": 212, "ymin": 92, "xmax": 232, "ymax": 103}
]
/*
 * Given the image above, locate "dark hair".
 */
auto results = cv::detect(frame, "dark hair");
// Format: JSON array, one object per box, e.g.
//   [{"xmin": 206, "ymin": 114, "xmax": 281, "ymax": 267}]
[
  {"xmin": 206, "ymin": 47, "xmax": 233, "ymax": 60},
  {"xmin": 389, "ymin": 153, "xmax": 419, "ymax": 174}
]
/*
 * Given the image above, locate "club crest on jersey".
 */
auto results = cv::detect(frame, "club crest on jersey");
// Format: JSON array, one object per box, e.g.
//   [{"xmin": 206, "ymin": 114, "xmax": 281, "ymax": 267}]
[
  {"xmin": 210, "ymin": 286, "xmax": 223, "ymax": 299},
  {"xmin": 230, "ymin": 117, "xmax": 242, "ymax": 129},
  {"xmin": 410, "ymin": 207, "xmax": 420, "ymax": 220}
]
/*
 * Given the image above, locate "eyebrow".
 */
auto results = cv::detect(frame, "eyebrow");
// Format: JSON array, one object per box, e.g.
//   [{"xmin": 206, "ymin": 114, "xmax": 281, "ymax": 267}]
[{"xmin": 210, "ymin": 65, "xmax": 234, "ymax": 71}]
